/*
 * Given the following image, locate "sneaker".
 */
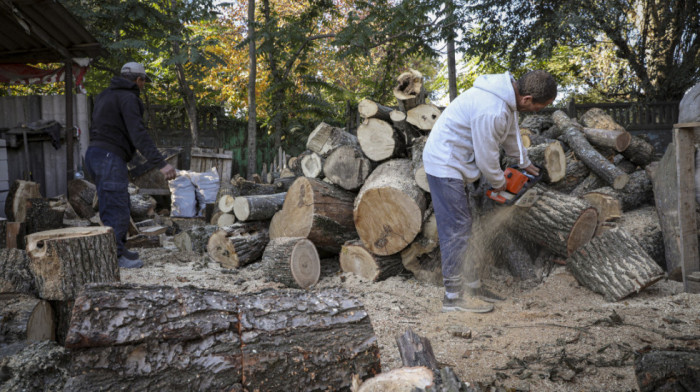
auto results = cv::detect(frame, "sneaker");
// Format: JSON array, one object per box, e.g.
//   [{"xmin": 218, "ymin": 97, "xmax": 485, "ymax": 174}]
[
  {"xmin": 467, "ymin": 286, "xmax": 506, "ymax": 303},
  {"xmin": 442, "ymin": 294, "xmax": 494, "ymax": 313},
  {"xmin": 122, "ymin": 249, "xmax": 140, "ymax": 260},
  {"xmin": 118, "ymin": 255, "xmax": 144, "ymax": 269}
]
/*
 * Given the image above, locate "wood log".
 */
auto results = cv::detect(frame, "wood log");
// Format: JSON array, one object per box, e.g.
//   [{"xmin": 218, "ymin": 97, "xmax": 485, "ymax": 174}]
[
  {"xmin": 322, "ymin": 145, "xmax": 372, "ymax": 191},
  {"xmin": 566, "ymin": 227, "xmax": 664, "ymax": 301},
  {"xmin": 650, "ymin": 144, "xmax": 682, "ymax": 280},
  {"xmin": 49, "ymin": 194, "xmax": 79, "ymax": 220},
  {"xmin": 390, "ymin": 109, "xmax": 407, "ymax": 123},
  {"xmin": 581, "ymin": 127, "xmax": 632, "ymax": 152},
  {"xmin": 5, "ymin": 222, "xmax": 26, "ymax": 249},
  {"xmin": 301, "ymin": 151, "xmax": 324, "ymax": 178},
  {"xmin": 580, "ymin": 108, "xmax": 626, "ymax": 132},
  {"xmin": 505, "ymin": 141, "xmax": 566, "ymax": 183},
  {"xmin": 216, "ymin": 213, "xmax": 236, "ymax": 227},
  {"xmin": 25, "ymin": 227, "xmax": 119, "ymax": 301},
  {"xmin": 65, "ymin": 284, "xmax": 379, "ymax": 391},
  {"xmin": 393, "ymin": 69, "xmax": 425, "ymax": 112},
  {"xmin": 400, "ymin": 211, "xmax": 442, "ymax": 285},
  {"xmin": 261, "ymin": 237, "xmax": 321, "ymax": 289},
  {"xmin": 358, "ymin": 98, "xmax": 393, "ymax": 121},
  {"xmin": 306, "ymin": 122, "xmax": 358, "ymax": 157},
  {"xmin": 521, "ymin": 114, "xmax": 555, "ymax": 133},
  {"xmin": 229, "ymin": 176, "xmax": 279, "ymax": 197},
  {"xmin": 355, "ymin": 367, "xmax": 434, "ymax": 392},
  {"xmin": 396, "ymin": 328, "xmax": 439, "ymax": 370},
  {"xmin": 390, "ymin": 109, "xmax": 422, "ymax": 145},
  {"xmin": 0, "ymin": 294, "xmax": 55, "ymax": 357},
  {"xmin": 491, "ymin": 231, "xmax": 539, "ymax": 280},
  {"xmin": 357, "ymin": 118, "xmax": 406, "ymax": 162},
  {"xmin": 207, "ymin": 221, "xmax": 270, "ymax": 269},
  {"xmin": 67, "ymin": 179, "xmax": 97, "ymax": 219},
  {"xmin": 587, "ymin": 170, "xmax": 653, "ymax": 212},
  {"xmin": 173, "ymin": 225, "xmax": 218, "ymax": 253},
  {"xmin": 4, "ymin": 180, "xmax": 41, "ymax": 222},
  {"xmin": 209, "ymin": 210, "xmax": 224, "ymax": 226},
  {"xmin": 411, "ymin": 136, "xmax": 430, "ymax": 193},
  {"xmin": 270, "ymin": 177, "xmax": 357, "ymax": 253},
  {"xmin": 548, "ymin": 153, "xmax": 591, "ymax": 194},
  {"xmin": 129, "ymin": 193, "xmax": 156, "ymax": 221},
  {"xmin": 617, "ymin": 206, "xmax": 665, "ymax": 268},
  {"xmin": 340, "ymin": 240, "xmax": 404, "ymax": 281},
  {"xmin": 354, "ymin": 159, "xmax": 427, "ymax": 256},
  {"xmin": 406, "ymin": 104, "xmax": 441, "ymax": 131},
  {"xmin": 580, "ymin": 108, "xmax": 655, "ymax": 166},
  {"xmin": 24, "ymin": 198, "xmax": 63, "ymax": 234},
  {"xmin": 0, "ymin": 249, "xmax": 36, "ymax": 295},
  {"xmin": 233, "ymin": 192, "xmax": 286, "ymax": 221},
  {"xmin": 552, "ymin": 110, "xmax": 629, "ymax": 189},
  {"xmin": 635, "ymin": 350, "xmax": 700, "ymax": 392},
  {"xmin": 520, "ymin": 127, "xmax": 532, "ymax": 148},
  {"xmin": 583, "ymin": 192, "xmax": 622, "ymax": 226},
  {"xmin": 0, "ymin": 340, "xmax": 69, "ymax": 391},
  {"xmin": 273, "ymin": 176, "xmax": 296, "ymax": 192},
  {"xmin": 511, "ymin": 185, "xmax": 598, "ymax": 257}
]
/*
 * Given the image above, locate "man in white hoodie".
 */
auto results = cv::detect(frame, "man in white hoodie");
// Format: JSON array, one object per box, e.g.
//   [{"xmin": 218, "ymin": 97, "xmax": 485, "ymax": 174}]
[{"xmin": 423, "ymin": 70, "xmax": 557, "ymax": 313}]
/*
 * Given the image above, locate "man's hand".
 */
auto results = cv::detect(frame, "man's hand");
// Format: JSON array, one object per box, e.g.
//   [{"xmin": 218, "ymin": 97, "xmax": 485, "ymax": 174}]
[
  {"xmin": 160, "ymin": 164, "xmax": 177, "ymax": 180},
  {"xmin": 523, "ymin": 164, "xmax": 540, "ymax": 176}
]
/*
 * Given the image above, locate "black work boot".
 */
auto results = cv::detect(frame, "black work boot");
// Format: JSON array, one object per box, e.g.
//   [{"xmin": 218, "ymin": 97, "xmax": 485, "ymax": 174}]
[{"xmin": 467, "ymin": 286, "xmax": 506, "ymax": 303}]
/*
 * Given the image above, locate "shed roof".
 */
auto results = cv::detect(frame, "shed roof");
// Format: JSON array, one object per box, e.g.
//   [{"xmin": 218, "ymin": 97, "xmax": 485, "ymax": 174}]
[{"xmin": 0, "ymin": 0, "xmax": 102, "ymax": 64}]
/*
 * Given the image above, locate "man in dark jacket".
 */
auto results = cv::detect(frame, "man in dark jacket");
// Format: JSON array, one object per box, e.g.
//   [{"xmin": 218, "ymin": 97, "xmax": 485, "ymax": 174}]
[{"xmin": 86, "ymin": 62, "xmax": 177, "ymax": 268}]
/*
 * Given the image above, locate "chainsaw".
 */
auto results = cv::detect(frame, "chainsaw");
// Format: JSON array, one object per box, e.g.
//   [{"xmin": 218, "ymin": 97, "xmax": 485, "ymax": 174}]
[{"xmin": 486, "ymin": 166, "xmax": 543, "ymax": 206}]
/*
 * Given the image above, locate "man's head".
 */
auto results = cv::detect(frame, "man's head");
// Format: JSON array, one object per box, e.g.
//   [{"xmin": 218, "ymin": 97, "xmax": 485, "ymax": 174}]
[
  {"xmin": 514, "ymin": 70, "xmax": 557, "ymax": 112},
  {"xmin": 120, "ymin": 62, "xmax": 151, "ymax": 90}
]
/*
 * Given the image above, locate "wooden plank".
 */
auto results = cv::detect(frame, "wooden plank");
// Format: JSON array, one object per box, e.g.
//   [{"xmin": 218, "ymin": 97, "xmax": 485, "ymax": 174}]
[
  {"xmin": 191, "ymin": 152, "xmax": 232, "ymax": 159},
  {"xmin": 674, "ymin": 126, "xmax": 700, "ymax": 293}
]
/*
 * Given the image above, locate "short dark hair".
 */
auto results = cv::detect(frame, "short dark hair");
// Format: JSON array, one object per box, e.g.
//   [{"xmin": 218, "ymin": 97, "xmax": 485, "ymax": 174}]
[
  {"xmin": 518, "ymin": 71, "xmax": 557, "ymax": 103},
  {"xmin": 121, "ymin": 72, "xmax": 144, "ymax": 82}
]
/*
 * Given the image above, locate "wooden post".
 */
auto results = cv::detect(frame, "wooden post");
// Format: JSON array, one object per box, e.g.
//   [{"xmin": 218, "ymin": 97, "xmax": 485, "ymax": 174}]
[
  {"xmin": 673, "ymin": 122, "xmax": 700, "ymax": 293},
  {"xmin": 65, "ymin": 60, "xmax": 75, "ymax": 184}
]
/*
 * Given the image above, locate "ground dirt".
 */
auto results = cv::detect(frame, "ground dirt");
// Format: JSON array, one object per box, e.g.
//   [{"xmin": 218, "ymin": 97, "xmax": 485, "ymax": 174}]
[{"xmin": 120, "ymin": 236, "xmax": 700, "ymax": 392}]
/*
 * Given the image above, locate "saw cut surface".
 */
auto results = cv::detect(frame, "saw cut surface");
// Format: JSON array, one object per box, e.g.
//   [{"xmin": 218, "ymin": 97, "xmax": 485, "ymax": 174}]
[{"xmin": 290, "ymin": 239, "xmax": 320, "ymax": 289}]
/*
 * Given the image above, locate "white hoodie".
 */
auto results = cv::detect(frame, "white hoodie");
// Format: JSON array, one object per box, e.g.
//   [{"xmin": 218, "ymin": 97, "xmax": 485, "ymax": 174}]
[{"xmin": 423, "ymin": 72, "xmax": 530, "ymax": 189}]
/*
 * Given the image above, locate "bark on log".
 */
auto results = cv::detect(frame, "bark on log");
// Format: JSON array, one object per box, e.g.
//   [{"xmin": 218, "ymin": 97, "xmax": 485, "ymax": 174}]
[
  {"xmin": 582, "ymin": 127, "xmax": 632, "ymax": 152},
  {"xmin": 521, "ymin": 114, "xmax": 555, "ymax": 133},
  {"xmin": 396, "ymin": 328, "xmax": 439, "ymax": 370},
  {"xmin": 358, "ymin": 98, "xmax": 393, "ymax": 121},
  {"xmin": 25, "ymin": 198, "xmax": 63, "ymax": 234},
  {"xmin": 0, "ymin": 293, "xmax": 55, "ymax": 357},
  {"xmin": 322, "ymin": 145, "xmax": 372, "ymax": 191},
  {"xmin": 173, "ymin": 225, "xmax": 218, "ymax": 253},
  {"xmin": 270, "ymin": 177, "xmax": 357, "ymax": 253},
  {"xmin": 306, "ymin": 122, "xmax": 358, "ymax": 158},
  {"xmin": 650, "ymin": 144, "xmax": 682, "ymax": 280},
  {"xmin": 129, "ymin": 193, "xmax": 156, "ymax": 221},
  {"xmin": 354, "ymin": 159, "xmax": 427, "ymax": 256},
  {"xmin": 510, "ymin": 185, "xmax": 598, "ymax": 257},
  {"xmin": 301, "ymin": 151, "xmax": 324, "ymax": 178},
  {"xmin": 588, "ymin": 170, "xmax": 653, "ymax": 212},
  {"xmin": 390, "ymin": 109, "xmax": 422, "ymax": 145},
  {"xmin": 580, "ymin": 108, "xmax": 625, "ymax": 132},
  {"xmin": 635, "ymin": 350, "xmax": 700, "ymax": 392},
  {"xmin": 394, "ymin": 69, "xmax": 425, "ymax": 112},
  {"xmin": 491, "ymin": 231, "xmax": 539, "ymax": 281},
  {"xmin": 232, "ymin": 192, "xmax": 286, "ymax": 221},
  {"xmin": 400, "ymin": 212, "xmax": 442, "ymax": 285},
  {"xmin": 617, "ymin": 206, "xmax": 665, "ymax": 268},
  {"xmin": 25, "ymin": 227, "xmax": 119, "ymax": 301},
  {"xmin": 261, "ymin": 237, "xmax": 321, "ymax": 289},
  {"xmin": 406, "ymin": 104, "xmax": 441, "ymax": 131},
  {"xmin": 566, "ymin": 227, "xmax": 664, "ymax": 301},
  {"xmin": 207, "ymin": 221, "xmax": 269, "ymax": 269},
  {"xmin": 357, "ymin": 118, "xmax": 406, "ymax": 162},
  {"xmin": 340, "ymin": 240, "xmax": 404, "ymax": 281},
  {"xmin": 0, "ymin": 249, "xmax": 36, "ymax": 296},
  {"xmin": 5, "ymin": 221, "xmax": 26, "ymax": 249},
  {"xmin": 0, "ymin": 341, "xmax": 69, "ymax": 392},
  {"xmin": 273, "ymin": 176, "xmax": 296, "ymax": 192},
  {"xmin": 571, "ymin": 172, "xmax": 607, "ymax": 196},
  {"xmin": 67, "ymin": 179, "xmax": 97, "ymax": 219},
  {"xmin": 5, "ymin": 180, "xmax": 41, "ymax": 222},
  {"xmin": 552, "ymin": 110, "xmax": 629, "ymax": 189},
  {"xmin": 580, "ymin": 108, "xmax": 655, "ymax": 166},
  {"xmin": 230, "ymin": 176, "xmax": 279, "ymax": 197},
  {"xmin": 411, "ymin": 136, "xmax": 430, "ymax": 192}
]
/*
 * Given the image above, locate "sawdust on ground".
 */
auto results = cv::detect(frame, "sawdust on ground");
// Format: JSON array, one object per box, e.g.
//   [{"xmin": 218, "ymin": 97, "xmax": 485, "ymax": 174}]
[{"xmin": 121, "ymin": 242, "xmax": 700, "ymax": 392}]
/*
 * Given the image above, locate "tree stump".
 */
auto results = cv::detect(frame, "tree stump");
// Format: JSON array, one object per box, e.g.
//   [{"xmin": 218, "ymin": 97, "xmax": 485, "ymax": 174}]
[
  {"xmin": 0, "ymin": 293, "xmax": 55, "ymax": 357},
  {"xmin": 406, "ymin": 104, "xmax": 441, "ymax": 131},
  {"xmin": 67, "ymin": 179, "xmax": 97, "ymax": 219},
  {"xmin": 300, "ymin": 151, "xmax": 325, "ymax": 178},
  {"xmin": 25, "ymin": 227, "xmax": 119, "ymax": 301},
  {"xmin": 354, "ymin": 159, "xmax": 427, "ymax": 256},
  {"xmin": 173, "ymin": 225, "xmax": 218, "ymax": 254},
  {"xmin": 358, "ymin": 98, "xmax": 393, "ymax": 121},
  {"xmin": 5, "ymin": 180, "xmax": 41, "ymax": 222},
  {"xmin": 566, "ymin": 227, "xmax": 664, "ymax": 301},
  {"xmin": 411, "ymin": 136, "xmax": 430, "ymax": 192},
  {"xmin": 207, "ymin": 221, "xmax": 270, "ymax": 269},
  {"xmin": 269, "ymin": 177, "xmax": 357, "ymax": 253},
  {"xmin": 232, "ymin": 192, "xmax": 286, "ymax": 221},
  {"xmin": 322, "ymin": 145, "xmax": 372, "ymax": 191},
  {"xmin": 340, "ymin": 240, "xmax": 404, "ymax": 281},
  {"xmin": 306, "ymin": 122, "xmax": 358, "ymax": 157},
  {"xmin": 261, "ymin": 237, "xmax": 320, "ymax": 289},
  {"xmin": 0, "ymin": 249, "xmax": 36, "ymax": 295},
  {"xmin": 357, "ymin": 118, "xmax": 406, "ymax": 162}
]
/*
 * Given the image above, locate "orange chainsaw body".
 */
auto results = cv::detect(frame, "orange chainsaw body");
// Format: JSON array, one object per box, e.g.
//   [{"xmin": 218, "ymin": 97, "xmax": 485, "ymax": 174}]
[{"xmin": 486, "ymin": 167, "xmax": 541, "ymax": 205}]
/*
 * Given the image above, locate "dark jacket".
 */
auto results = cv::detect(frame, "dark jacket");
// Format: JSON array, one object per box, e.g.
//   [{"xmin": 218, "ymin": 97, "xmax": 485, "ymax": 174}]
[{"xmin": 89, "ymin": 77, "xmax": 166, "ymax": 168}]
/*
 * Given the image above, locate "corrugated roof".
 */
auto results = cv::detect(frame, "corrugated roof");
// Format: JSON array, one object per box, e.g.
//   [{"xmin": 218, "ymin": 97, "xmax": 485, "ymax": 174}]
[{"xmin": 0, "ymin": 0, "xmax": 102, "ymax": 64}]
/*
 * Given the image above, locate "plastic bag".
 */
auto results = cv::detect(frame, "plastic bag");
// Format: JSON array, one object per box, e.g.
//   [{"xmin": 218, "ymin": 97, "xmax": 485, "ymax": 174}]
[
  {"xmin": 169, "ymin": 173, "xmax": 197, "ymax": 217},
  {"xmin": 190, "ymin": 167, "xmax": 220, "ymax": 216}
]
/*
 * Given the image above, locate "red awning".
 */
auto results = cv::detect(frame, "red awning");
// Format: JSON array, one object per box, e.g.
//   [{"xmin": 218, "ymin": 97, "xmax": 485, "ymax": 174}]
[{"xmin": 0, "ymin": 63, "xmax": 87, "ymax": 87}]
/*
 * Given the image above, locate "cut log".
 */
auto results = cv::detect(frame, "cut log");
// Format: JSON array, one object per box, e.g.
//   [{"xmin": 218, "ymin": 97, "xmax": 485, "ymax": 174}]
[
  {"xmin": 0, "ymin": 294, "xmax": 55, "ymax": 357},
  {"xmin": 390, "ymin": 109, "xmax": 422, "ymax": 145},
  {"xmin": 581, "ymin": 127, "xmax": 632, "ymax": 152},
  {"xmin": 261, "ymin": 237, "xmax": 321, "ymax": 289},
  {"xmin": 230, "ymin": 176, "xmax": 279, "ymax": 197},
  {"xmin": 67, "ymin": 179, "xmax": 97, "ymax": 219},
  {"xmin": 270, "ymin": 177, "xmax": 357, "ymax": 253},
  {"xmin": 583, "ymin": 192, "xmax": 622, "ymax": 225},
  {"xmin": 358, "ymin": 98, "xmax": 393, "ymax": 121},
  {"xmin": 580, "ymin": 108, "xmax": 655, "ymax": 166},
  {"xmin": 552, "ymin": 110, "xmax": 629, "ymax": 189},
  {"xmin": 588, "ymin": 170, "xmax": 653, "ymax": 212},
  {"xmin": 25, "ymin": 227, "xmax": 119, "ymax": 301},
  {"xmin": 49, "ymin": 194, "xmax": 79, "ymax": 220},
  {"xmin": 505, "ymin": 141, "xmax": 566, "ymax": 183},
  {"xmin": 4, "ymin": 180, "xmax": 41, "ymax": 222},
  {"xmin": 571, "ymin": 172, "xmax": 607, "ymax": 196},
  {"xmin": 406, "ymin": 104, "xmax": 441, "ymax": 131},
  {"xmin": 511, "ymin": 185, "xmax": 598, "ymax": 257},
  {"xmin": 306, "ymin": 122, "xmax": 358, "ymax": 157},
  {"xmin": 273, "ymin": 176, "xmax": 296, "ymax": 192},
  {"xmin": 173, "ymin": 225, "xmax": 218, "ymax": 253},
  {"xmin": 0, "ymin": 249, "xmax": 36, "ymax": 295},
  {"xmin": 0, "ymin": 340, "xmax": 69, "ymax": 391},
  {"xmin": 340, "ymin": 240, "xmax": 404, "ymax": 281},
  {"xmin": 354, "ymin": 159, "xmax": 427, "ymax": 256},
  {"xmin": 548, "ymin": 153, "xmax": 591, "ymax": 194},
  {"xmin": 400, "ymin": 211, "xmax": 442, "ymax": 285},
  {"xmin": 411, "ymin": 136, "xmax": 430, "ymax": 193},
  {"xmin": 617, "ymin": 206, "xmax": 665, "ymax": 268},
  {"xmin": 233, "ymin": 192, "xmax": 286, "ymax": 221},
  {"xmin": 209, "ymin": 210, "xmax": 224, "ymax": 226},
  {"xmin": 520, "ymin": 127, "xmax": 532, "ymax": 147},
  {"xmin": 355, "ymin": 367, "xmax": 434, "ymax": 392},
  {"xmin": 357, "ymin": 118, "xmax": 406, "ymax": 162},
  {"xmin": 566, "ymin": 227, "xmax": 664, "ymax": 301},
  {"xmin": 207, "ymin": 221, "xmax": 270, "ymax": 269},
  {"xmin": 24, "ymin": 198, "xmax": 63, "ymax": 234},
  {"xmin": 491, "ymin": 231, "xmax": 539, "ymax": 281},
  {"xmin": 129, "ymin": 193, "xmax": 156, "ymax": 221},
  {"xmin": 650, "ymin": 144, "xmax": 682, "ymax": 280},
  {"xmin": 323, "ymin": 145, "xmax": 372, "ymax": 191},
  {"xmin": 521, "ymin": 114, "xmax": 555, "ymax": 133},
  {"xmin": 301, "ymin": 151, "xmax": 325, "ymax": 178},
  {"xmin": 216, "ymin": 213, "xmax": 236, "ymax": 227},
  {"xmin": 580, "ymin": 108, "xmax": 625, "ymax": 132},
  {"xmin": 393, "ymin": 69, "xmax": 425, "ymax": 112},
  {"xmin": 635, "ymin": 350, "xmax": 700, "ymax": 392},
  {"xmin": 6, "ymin": 222, "xmax": 26, "ymax": 250},
  {"xmin": 390, "ymin": 109, "xmax": 406, "ymax": 123}
]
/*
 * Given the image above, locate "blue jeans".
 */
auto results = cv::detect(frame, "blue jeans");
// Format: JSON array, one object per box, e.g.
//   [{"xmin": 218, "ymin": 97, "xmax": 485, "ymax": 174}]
[
  {"xmin": 426, "ymin": 174, "xmax": 479, "ymax": 294},
  {"xmin": 85, "ymin": 146, "xmax": 130, "ymax": 257}
]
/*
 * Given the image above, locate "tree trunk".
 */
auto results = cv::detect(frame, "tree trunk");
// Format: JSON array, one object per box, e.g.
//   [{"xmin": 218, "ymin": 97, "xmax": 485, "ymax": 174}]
[
  {"xmin": 357, "ymin": 118, "xmax": 406, "ymax": 162},
  {"xmin": 552, "ymin": 110, "xmax": 629, "ymax": 189},
  {"xmin": 340, "ymin": 240, "xmax": 404, "ymax": 281},
  {"xmin": 393, "ymin": 69, "xmax": 425, "ymax": 112},
  {"xmin": 233, "ymin": 192, "xmax": 286, "ymax": 221},
  {"xmin": 411, "ymin": 136, "xmax": 430, "ymax": 193},
  {"xmin": 173, "ymin": 225, "xmax": 218, "ymax": 254},
  {"xmin": 406, "ymin": 104, "xmax": 441, "ymax": 131},
  {"xmin": 262, "ymin": 237, "xmax": 320, "ymax": 288},
  {"xmin": 510, "ymin": 185, "xmax": 598, "ymax": 257},
  {"xmin": 25, "ymin": 227, "xmax": 119, "ymax": 301},
  {"xmin": 400, "ymin": 212, "xmax": 442, "ymax": 285},
  {"xmin": 246, "ymin": 0, "xmax": 257, "ymax": 179},
  {"xmin": 0, "ymin": 248, "xmax": 36, "ymax": 296},
  {"xmin": 650, "ymin": 144, "xmax": 682, "ymax": 280},
  {"xmin": 0, "ymin": 294, "xmax": 55, "ymax": 357},
  {"xmin": 270, "ymin": 177, "xmax": 357, "ymax": 253},
  {"xmin": 25, "ymin": 198, "xmax": 63, "ymax": 234},
  {"xmin": 173, "ymin": 54, "xmax": 199, "ymax": 148},
  {"xmin": 635, "ymin": 350, "xmax": 700, "ymax": 392},
  {"xmin": 323, "ymin": 145, "xmax": 372, "ymax": 191},
  {"xmin": 306, "ymin": 122, "xmax": 358, "ymax": 157},
  {"xmin": 68, "ymin": 179, "xmax": 97, "ymax": 219},
  {"xmin": 355, "ymin": 159, "xmax": 428, "ymax": 256},
  {"xmin": 300, "ymin": 151, "xmax": 324, "ymax": 178},
  {"xmin": 5, "ymin": 180, "xmax": 41, "ymax": 222},
  {"xmin": 207, "ymin": 221, "xmax": 269, "ymax": 269},
  {"xmin": 566, "ymin": 227, "xmax": 664, "ymax": 301},
  {"xmin": 358, "ymin": 98, "xmax": 393, "ymax": 121}
]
